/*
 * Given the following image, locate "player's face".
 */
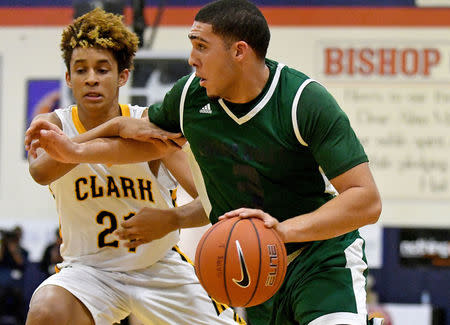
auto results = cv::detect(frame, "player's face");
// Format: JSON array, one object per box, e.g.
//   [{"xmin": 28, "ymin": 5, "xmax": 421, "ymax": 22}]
[
  {"xmin": 66, "ymin": 47, "xmax": 128, "ymax": 112},
  {"xmin": 188, "ymin": 21, "xmax": 238, "ymax": 99}
]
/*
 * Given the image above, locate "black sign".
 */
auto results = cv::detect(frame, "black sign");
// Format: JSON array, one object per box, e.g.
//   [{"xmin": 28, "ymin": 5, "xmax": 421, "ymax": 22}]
[{"xmin": 399, "ymin": 228, "xmax": 449, "ymax": 267}]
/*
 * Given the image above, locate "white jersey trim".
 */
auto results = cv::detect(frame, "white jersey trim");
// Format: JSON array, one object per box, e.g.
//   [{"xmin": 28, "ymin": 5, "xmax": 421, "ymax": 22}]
[
  {"xmin": 319, "ymin": 166, "xmax": 338, "ymax": 196},
  {"xmin": 183, "ymin": 143, "xmax": 212, "ymax": 217},
  {"xmin": 218, "ymin": 63, "xmax": 285, "ymax": 125},
  {"xmin": 345, "ymin": 238, "xmax": 368, "ymax": 317},
  {"xmin": 179, "ymin": 73, "xmax": 196, "ymax": 136},
  {"xmin": 291, "ymin": 78, "xmax": 316, "ymax": 147},
  {"xmin": 308, "ymin": 312, "xmax": 366, "ymax": 325}
]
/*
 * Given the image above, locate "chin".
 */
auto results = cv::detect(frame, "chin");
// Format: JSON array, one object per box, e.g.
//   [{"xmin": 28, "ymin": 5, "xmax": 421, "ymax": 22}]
[{"xmin": 205, "ymin": 89, "xmax": 220, "ymax": 100}]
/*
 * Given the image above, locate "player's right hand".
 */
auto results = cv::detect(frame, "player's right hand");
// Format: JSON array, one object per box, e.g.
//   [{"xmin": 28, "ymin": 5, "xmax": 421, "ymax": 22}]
[
  {"xmin": 114, "ymin": 206, "xmax": 179, "ymax": 248},
  {"xmin": 118, "ymin": 116, "xmax": 184, "ymax": 143}
]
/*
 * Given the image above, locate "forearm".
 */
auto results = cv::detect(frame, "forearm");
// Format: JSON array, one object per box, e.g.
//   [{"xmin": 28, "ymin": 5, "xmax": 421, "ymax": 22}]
[
  {"xmin": 27, "ymin": 117, "xmax": 121, "ymax": 185},
  {"xmin": 174, "ymin": 198, "xmax": 210, "ymax": 229},
  {"xmin": 161, "ymin": 150, "xmax": 198, "ymax": 199},
  {"xmin": 28, "ymin": 148, "xmax": 77, "ymax": 185},
  {"xmin": 280, "ymin": 187, "xmax": 381, "ymax": 243},
  {"xmin": 75, "ymin": 116, "xmax": 122, "ymax": 141},
  {"xmin": 74, "ymin": 137, "xmax": 177, "ymax": 164}
]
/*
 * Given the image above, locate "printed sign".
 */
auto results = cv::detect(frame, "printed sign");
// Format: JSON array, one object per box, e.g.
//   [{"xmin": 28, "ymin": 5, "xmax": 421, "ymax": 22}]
[
  {"xmin": 314, "ymin": 40, "xmax": 450, "ymax": 199},
  {"xmin": 399, "ymin": 228, "xmax": 449, "ymax": 267}
]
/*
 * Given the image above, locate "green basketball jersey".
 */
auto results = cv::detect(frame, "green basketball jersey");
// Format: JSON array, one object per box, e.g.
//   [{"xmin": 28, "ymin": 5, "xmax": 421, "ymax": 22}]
[{"xmin": 148, "ymin": 59, "xmax": 367, "ymax": 253}]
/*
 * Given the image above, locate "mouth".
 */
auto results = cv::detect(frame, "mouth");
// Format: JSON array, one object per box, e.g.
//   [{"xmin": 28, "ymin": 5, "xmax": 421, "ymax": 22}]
[
  {"xmin": 195, "ymin": 73, "xmax": 206, "ymax": 86},
  {"xmin": 84, "ymin": 92, "xmax": 103, "ymax": 101}
]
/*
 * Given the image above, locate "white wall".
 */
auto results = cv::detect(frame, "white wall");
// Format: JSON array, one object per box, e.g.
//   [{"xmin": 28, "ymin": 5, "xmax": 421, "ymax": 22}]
[{"xmin": 0, "ymin": 26, "xmax": 448, "ymax": 260}]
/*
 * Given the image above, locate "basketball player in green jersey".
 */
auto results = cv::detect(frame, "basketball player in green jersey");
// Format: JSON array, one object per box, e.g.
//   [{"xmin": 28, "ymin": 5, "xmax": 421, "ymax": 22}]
[{"xmin": 26, "ymin": 1, "xmax": 383, "ymax": 324}]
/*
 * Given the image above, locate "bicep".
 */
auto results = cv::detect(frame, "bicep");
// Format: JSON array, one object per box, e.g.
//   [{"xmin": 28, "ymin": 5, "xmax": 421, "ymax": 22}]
[
  {"xmin": 298, "ymin": 82, "xmax": 367, "ymax": 179},
  {"xmin": 330, "ymin": 162, "xmax": 377, "ymax": 194}
]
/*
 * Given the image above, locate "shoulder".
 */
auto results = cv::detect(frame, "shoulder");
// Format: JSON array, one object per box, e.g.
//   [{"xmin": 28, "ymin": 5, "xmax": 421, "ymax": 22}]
[
  {"xmin": 267, "ymin": 59, "xmax": 312, "ymax": 103},
  {"xmin": 301, "ymin": 80, "xmax": 342, "ymax": 114}
]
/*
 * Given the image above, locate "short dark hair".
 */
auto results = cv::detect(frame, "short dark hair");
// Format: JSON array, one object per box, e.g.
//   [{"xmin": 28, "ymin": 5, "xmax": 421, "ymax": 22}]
[{"xmin": 195, "ymin": 0, "xmax": 270, "ymax": 60}]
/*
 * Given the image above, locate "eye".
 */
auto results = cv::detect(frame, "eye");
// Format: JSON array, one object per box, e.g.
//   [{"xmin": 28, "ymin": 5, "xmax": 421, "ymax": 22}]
[
  {"xmin": 98, "ymin": 68, "xmax": 109, "ymax": 74},
  {"xmin": 196, "ymin": 43, "xmax": 206, "ymax": 51},
  {"xmin": 75, "ymin": 68, "xmax": 86, "ymax": 74}
]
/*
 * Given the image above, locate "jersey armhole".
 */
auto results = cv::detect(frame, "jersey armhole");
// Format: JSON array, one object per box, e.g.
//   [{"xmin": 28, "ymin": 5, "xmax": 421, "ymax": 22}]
[
  {"xmin": 291, "ymin": 78, "xmax": 317, "ymax": 147},
  {"xmin": 179, "ymin": 73, "xmax": 196, "ymax": 136}
]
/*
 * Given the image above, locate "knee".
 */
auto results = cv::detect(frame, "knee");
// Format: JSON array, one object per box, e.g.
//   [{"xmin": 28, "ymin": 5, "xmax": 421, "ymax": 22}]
[
  {"xmin": 26, "ymin": 289, "xmax": 69, "ymax": 325},
  {"xmin": 26, "ymin": 302, "xmax": 65, "ymax": 325}
]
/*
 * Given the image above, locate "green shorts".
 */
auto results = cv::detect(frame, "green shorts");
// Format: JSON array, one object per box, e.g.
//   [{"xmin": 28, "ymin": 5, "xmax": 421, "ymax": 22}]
[{"xmin": 246, "ymin": 230, "xmax": 369, "ymax": 325}]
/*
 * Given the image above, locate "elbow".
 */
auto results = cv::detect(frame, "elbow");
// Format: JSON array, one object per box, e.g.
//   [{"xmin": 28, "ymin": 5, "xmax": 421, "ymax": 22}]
[
  {"xmin": 367, "ymin": 195, "xmax": 382, "ymax": 225},
  {"xmin": 29, "ymin": 167, "xmax": 52, "ymax": 186}
]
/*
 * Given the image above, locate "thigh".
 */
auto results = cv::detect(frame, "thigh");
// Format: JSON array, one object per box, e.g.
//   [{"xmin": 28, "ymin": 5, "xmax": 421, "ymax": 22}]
[
  {"xmin": 29, "ymin": 264, "xmax": 130, "ymax": 325},
  {"xmin": 264, "ymin": 232, "xmax": 368, "ymax": 325},
  {"xmin": 27, "ymin": 284, "xmax": 93, "ymax": 325},
  {"xmin": 129, "ymin": 248, "xmax": 245, "ymax": 325}
]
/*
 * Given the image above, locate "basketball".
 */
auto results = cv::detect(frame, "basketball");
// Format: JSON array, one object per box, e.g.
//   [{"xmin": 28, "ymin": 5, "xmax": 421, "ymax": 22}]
[{"xmin": 195, "ymin": 217, "xmax": 287, "ymax": 307}]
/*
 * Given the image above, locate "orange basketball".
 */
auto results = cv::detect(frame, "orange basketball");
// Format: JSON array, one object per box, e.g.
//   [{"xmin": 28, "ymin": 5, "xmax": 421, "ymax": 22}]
[{"xmin": 195, "ymin": 217, "xmax": 287, "ymax": 307}]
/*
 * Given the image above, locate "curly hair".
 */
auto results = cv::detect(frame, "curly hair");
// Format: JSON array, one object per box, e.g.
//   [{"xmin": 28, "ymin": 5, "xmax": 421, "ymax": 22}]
[{"xmin": 61, "ymin": 8, "xmax": 139, "ymax": 73}]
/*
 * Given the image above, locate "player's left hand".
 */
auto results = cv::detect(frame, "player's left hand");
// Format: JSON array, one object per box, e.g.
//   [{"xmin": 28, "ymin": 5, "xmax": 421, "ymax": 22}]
[
  {"xmin": 219, "ymin": 208, "xmax": 288, "ymax": 242},
  {"xmin": 114, "ymin": 206, "xmax": 179, "ymax": 249},
  {"xmin": 25, "ymin": 119, "xmax": 65, "ymax": 157},
  {"xmin": 219, "ymin": 208, "xmax": 279, "ymax": 227},
  {"xmin": 29, "ymin": 129, "xmax": 81, "ymax": 163}
]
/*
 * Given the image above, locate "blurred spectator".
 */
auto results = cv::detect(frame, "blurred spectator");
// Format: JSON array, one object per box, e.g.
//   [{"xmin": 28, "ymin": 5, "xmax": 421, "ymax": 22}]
[
  {"xmin": 0, "ymin": 226, "xmax": 29, "ymax": 324},
  {"xmin": 39, "ymin": 228, "xmax": 63, "ymax": 277}
]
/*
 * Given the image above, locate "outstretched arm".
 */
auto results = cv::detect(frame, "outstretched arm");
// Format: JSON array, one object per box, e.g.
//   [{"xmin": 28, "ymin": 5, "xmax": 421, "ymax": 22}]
[
  {"xmin": 32, "ymin": 129, "xmax": 180, "ymax": 165},
  {"xmin": 26, "ymin": 114, "xmax": 183, "ymax": 185},
  {"xmin": 26, "ymin": 115, "xmax": 182, "ymax": 157},
  {"xmin": 27, "ymin": 113, "xmax": 79, "ymax": 185}
]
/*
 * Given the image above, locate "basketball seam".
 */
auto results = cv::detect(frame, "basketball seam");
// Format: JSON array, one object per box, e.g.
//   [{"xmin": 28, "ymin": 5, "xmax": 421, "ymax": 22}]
[
  {"xmin": 196, "ymin": 222, "xmax": 224, "ymax": 296},
  {"xmin": 244, "ymin": 218, "xmax": 262, "ymax": 307},
  {"xmin": 223, "ymin": 218, "xmax": 241, "ymax": 306},
  {"xmin": 273, "ymin": 229, "xmax": 287, "ymax": 292}
]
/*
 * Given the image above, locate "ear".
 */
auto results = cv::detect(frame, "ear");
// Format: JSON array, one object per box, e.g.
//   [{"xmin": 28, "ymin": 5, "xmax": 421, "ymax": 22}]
[
  {"xmin": 233, "ymin": 41, "xmax": 249, "ymax": 62},
  {"xmin": 118, "ymin": 69, "xmax": 130, "ymax": 87},
  {"xmin": 65, "ymin": 71, "xmax": 72, "ymax": 88}
]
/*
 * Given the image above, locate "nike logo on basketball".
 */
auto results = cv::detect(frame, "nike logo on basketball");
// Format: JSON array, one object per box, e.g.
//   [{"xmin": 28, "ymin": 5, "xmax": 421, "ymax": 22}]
[
  {"xmin": 232, "ymin": 240, "xmax": 250, "ymax": 288},
  {"xmin": 199, "ymin": 104, "xmax": 212, "ymax": 114}
]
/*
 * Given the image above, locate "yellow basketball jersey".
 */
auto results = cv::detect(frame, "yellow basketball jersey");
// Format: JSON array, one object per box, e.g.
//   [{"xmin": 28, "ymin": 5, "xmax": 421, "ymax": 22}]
[{"xmin": 50, "ymin": 104, "xmax": 179, "ymax": 271}]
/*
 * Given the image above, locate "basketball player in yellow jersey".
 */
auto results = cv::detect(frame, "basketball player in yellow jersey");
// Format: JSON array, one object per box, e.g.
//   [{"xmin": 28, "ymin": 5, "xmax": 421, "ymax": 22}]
[{"xmin": 25, "ymin": 8, "xmax": 244, "ymax": 325}]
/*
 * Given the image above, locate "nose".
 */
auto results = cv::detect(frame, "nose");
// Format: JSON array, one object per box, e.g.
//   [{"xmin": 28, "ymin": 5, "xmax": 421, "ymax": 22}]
[
  {"xmin": 85, "ymin": 69, "xmax": 98, "ymax": 86},
  {"xmin": 188, "ymin": 49, "xmax": 198, "ymax": 68}
]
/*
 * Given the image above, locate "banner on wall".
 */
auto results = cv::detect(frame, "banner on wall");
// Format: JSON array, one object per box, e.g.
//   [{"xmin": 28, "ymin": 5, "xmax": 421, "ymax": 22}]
[
  {"xmin": 314, "ymin": 40, "xmax": 450, "ymax": 200},
  {"xmin": 399, "ymin": 228, "xmax": 449, "ymax": 267},
  {"xmin": 25, "ymin": 79, "xmax": 60, "ymax": 127},
  {"xmin": 25, "ymin": 79, "xmax": 60, "ymax": 156}
]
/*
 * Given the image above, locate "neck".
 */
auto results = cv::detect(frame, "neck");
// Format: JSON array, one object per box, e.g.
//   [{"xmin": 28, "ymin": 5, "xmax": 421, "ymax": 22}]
[
  {"xmin": 223, "ymin": 60, "xmax": 269, "ymax": 104},
  {"xmin": 77, "ymin": 101, "xmax": 121, "ymax": 131}
]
